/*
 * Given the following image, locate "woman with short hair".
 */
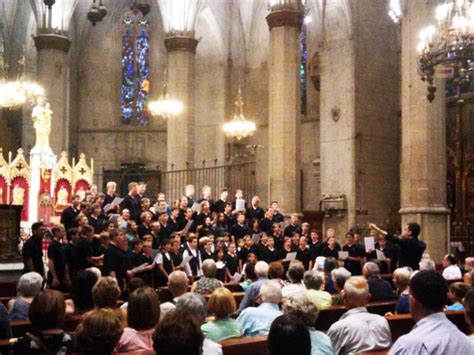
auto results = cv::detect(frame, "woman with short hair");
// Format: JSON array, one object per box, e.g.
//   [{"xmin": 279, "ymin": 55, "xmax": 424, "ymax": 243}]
[
  {"xmin": 76, "ymin": 308, "xmax": 124, "ymax": 355},
  {"xmin": 8, "ymin": 272, "xmax": 43, "ymax": 321},
  {"xmin": 114, "ymin": 287, "xmax": 160, "ymax": 352},
  {"xmin": 201, "ymin": 287, "xmax": 242, "ymax": 341},
  {"xmin": 191, "ymin": 259, "xmax": 223, "ymax": 295},
  {"xmin": 392, "ymin": 267, "xmax": 412, "ymax": 314},
  {"xmin": 11, "ymin": 290, "xmax": 74, "ymax": 354},
  {"xmin": 92, "ymin": 276, "xmax": 121, "ymax": 309}
]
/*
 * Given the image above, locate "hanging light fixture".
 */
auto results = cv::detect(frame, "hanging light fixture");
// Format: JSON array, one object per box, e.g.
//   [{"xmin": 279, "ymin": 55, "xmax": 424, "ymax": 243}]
[
  {"xmin": 148, "ymin": 70, "xmax": 184, "ymax": 118},
  {"xmin": 88, "ymin": 0, "xmax": 107, "ymax": 26},
  {"xmin": 223, "ymin": 87, "xmax": 256, "ymax": 140}
]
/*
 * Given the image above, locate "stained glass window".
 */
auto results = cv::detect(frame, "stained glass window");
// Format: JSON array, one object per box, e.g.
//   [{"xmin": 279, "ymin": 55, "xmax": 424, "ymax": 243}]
[
  {"xmin": 300, "ymin": 27, "xmax": 308, "ymax": 115},
  {"xmin": 121, "ymin": 13, "xmax": 150, "ymax": 126}
]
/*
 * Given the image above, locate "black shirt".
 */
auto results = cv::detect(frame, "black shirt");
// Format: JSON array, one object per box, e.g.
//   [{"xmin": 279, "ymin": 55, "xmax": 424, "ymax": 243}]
[
  {"xmin": 368, "ymin": 276, "xmax": 394, "ymax": 302},
  {"xmin": 47, "ymin": 240, "xmax": 66, "ymax": 279},
  {"xmin": 284, "ymin": 224, "xmax": 302, "ymax": 237},
  {"xmin": 103, "ymin": 243, "xmax": 128, "ymax": 290},
  {"xmin": 296, "ymin": 248, "xmax": 312, "ymax": 270},
  {"xmin": 138, "ymin": 223, "xmax": 152, "ymax": 239},
  {"xmin": 120, "ymin": 194, "xmax": 141, "ymax": 224},
  {"xmin": 264, "ymin": 247, "xmax": 280, "ymax": 263},
  {"xmin": 88, "ymin": 215, "xmax": 104, "ymax": 234},
  {"xmin": 309, "ymin": 242, "xmax": 323, "ymax": 259},
  {"xmin": 224, "ymin": 253, "xmax": 239, "ymax": 275},
  {"xmin": 342, "ymin": 244, "xmax": 365, "ymax": 275},
  {"xmin": 260, "ymin": 218, "xmax": 274, "ymax": 236},
  {"xmin": 11, "ymin": 331, "xmax": 74, "ymax": 355},
  {"xmin": 322, "ymin": 245, "xmax": 341, "ymax": 259},
  {"xmin": 60, "ymin": 206, "xmax": 79, "ymax": 233},
  {"xmin": 212, "ymin": 199, "xmax": 227, "ymax": 214},
  {"xmin": 385, "ymin": 235, "xmax": 425, "ymax": 270},
  {"xmin": 230, "ymin": 223, "xmax": 251, "ymax": 241},
  {"xmin": 246, "ymin": 207, "xmax": 264, "ymax": 222},
  {"xmin": 22, "ymin": 237, "xmax": 44, "ymax": 277},
  {"xmin": 273, "ymin": 213, "xmax": 284, "ymax": 223},
  {"xmin": 72, "ymin": 237, "xmax": 93, "ymax": 273}
]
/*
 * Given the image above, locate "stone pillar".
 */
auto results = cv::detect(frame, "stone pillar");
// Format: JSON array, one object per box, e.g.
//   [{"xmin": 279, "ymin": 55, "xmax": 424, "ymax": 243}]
[
  {"xmin": 164, "ymin": 37, "xmax": 197, "ymax": 171},
  {"xmin": 266, "ymin": 8, "xmax": 302, "ymax": 216},
  {"xmin": 400, "ymin": 0, "xmax": 449, "ymax": 261},
  {"xmin": 33, "ymin": 34, "xmax": 71, "ymax": 154}
]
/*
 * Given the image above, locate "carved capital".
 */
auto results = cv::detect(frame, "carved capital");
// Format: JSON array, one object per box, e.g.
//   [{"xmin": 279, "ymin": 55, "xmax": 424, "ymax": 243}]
[
  {"xmin": 266, "ymin": 10, "xmax": 303, "ymax": 31},
  {"xmin": 164, "ymin": 36, "xmax": 199, "ymax": 53},
  {"xmin": 33, "ymin": 34, "xmax": 71, "ymax": 53}
]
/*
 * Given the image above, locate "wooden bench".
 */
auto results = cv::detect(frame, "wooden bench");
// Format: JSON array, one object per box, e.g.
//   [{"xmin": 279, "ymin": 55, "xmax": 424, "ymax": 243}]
[
  {"xmin": 385, "ymin": 310, "xmax": 468, "ymax": 342},
  {"xmin": 10, "ymin": 314, "xmax": 83, "ymax": 338},
  {"xmin": 220, "ymin": 336, "xmax": 268, "ymax": 355}
]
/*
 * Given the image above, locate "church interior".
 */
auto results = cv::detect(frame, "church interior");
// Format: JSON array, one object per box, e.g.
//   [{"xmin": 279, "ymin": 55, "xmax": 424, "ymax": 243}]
[{"xmin": 0, "ymin": 0, "xmax": 474, "ymax": 354}]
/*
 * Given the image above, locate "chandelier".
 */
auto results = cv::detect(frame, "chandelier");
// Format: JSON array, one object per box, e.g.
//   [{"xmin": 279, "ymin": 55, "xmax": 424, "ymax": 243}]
[
  {"xmin": 223, "ymin": 87, "xmax": 256, "ymax": 140},
  {"xmin": 87, "ymin": 0, "xmax": 108, "ymax": 26},
  {"xmin": 418, "ymin": 0, "xmax": 474, "ymax": 101},
  {"xmin": 148, "ymin": 70, "xmax": 183, "ymax": 118},
  {"xmin": 0, "ymin": 56, "xmax": 45, "ymax": 108}
]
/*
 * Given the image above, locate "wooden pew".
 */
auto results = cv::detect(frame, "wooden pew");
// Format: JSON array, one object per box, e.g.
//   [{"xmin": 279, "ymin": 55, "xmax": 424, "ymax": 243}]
[
  {"xmin": 10, "ymin": 314, "xmax": 83, "ymax": 338},
  {"xmin": 220, "ymin": 336, "xmax": 268, "ymax": 355},
  {"xmin": 385, "ymin": 310, "xmax": 468, "ymax": 342},
  {"xmin": 204, "ymin": 292, "xmax": 245, "ymax": 306}
]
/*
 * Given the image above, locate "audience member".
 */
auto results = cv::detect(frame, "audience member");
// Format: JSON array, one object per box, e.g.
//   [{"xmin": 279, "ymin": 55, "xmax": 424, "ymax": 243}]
[
  {"xmin": 202, "ymin": 287, "xmax": 242, "ymax": 341},
  {"xmin": 76, "ymin": 308, "xmax": 124, "ymax": 355},
  {"xmin": 282, "ymin": 295, "xmax": 333, "ymax": 355},
  {"xmin": 281, "ymin": 261, "xmax": 307, "ymax": 299},
  {"xmin": 464, "ymin": 289, "xmax": 474, "ymax": 341},
  {"xmin": 392, "ymin": 267, "xmax": 411, "ymax": 314},
  {"xmin": 153, "ymin": 310, "xmax": 204, "ymax": 355},
  {"xmin": 389, "ymin": 270, "xmax": 473, "ymax": 354},
  {"xmin": 66, "ymin": 269, "xmax": 97, "ymax": 314},
  {"xmin": 267, "ymin": 314, "xmax": 311, "ymax": 355},
  {"xmin": 175, "ymin": 292, "xmax": 223, "ymax": 355},
  {"xmin": 11, "ymin": 290, "xmax": 73, "ymax": 354},
  {"xmin": 191, "ymin": 259, "xmax": 223, "ymax": 295},
  {"xmin": 330, "ymin": 267, "xmax": 351, "ymax": 305},
  {"xmin": 446, "ymin": 282, "xmax": 470, "ymax": 311},
  {"xmin": 119, "ymin": 277, "xmax": 145, "ymax": 310},
  {"xmin": 442, "ymin": 254, "xmax": 462, "ymax": 280},
  {"xmin": 115, "ymin": 287, "xmax": 160, "ymax": 352},
  {"xmin": 419, "ymin": 257, "xmax": 436, "ymax": 271},
  {"xmin": 8, "ymin": 272, "xmax": 43, "ymax": 321},
  {"xmin": 239, "ymin": 261, "xmax": 269, "ymax": 310},
  {"xmin": 92, "ymin": 276, "xmax": 121, "ymax": 309},
  {"xmin": 160, "ymin": 270, "xmax": 189, "ymax": 318},
  {"xmin": 363, "ymin": 262, "xmax": 393, "ymax": 302},
  {"xmin": 327, "ymin": 276, "xmax": 391, "ymax": 353},
  {"xmin": 0, "ymin": 303, "xmax": 11, "ymax": 340},
  {"xmin": 304, "ymin": 270, "xmax": 332, "ymax": 309},
  {"xmin": 268, "ymin": 261, "xmax": 286, "ymax": 288},
  {"xmin": 237, "ymin": 280, "xmax": 283, "ymax": 336}
]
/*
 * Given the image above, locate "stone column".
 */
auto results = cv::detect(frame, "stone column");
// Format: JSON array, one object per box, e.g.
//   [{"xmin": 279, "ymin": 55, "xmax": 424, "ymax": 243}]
[
  {"xmin": 266, "ymin": 7, "xmax": 302, "ymax": 216},
  {"xmin": 164, "ymin": 37, "xmax": 197, "ymax": 171},
  {"xmin": 33, "ymin": 34, "xmax": 71, "ymax": 154},
  {"xmin": 400, "ymin": 0, "xmax": 449, "ymax": 261}
]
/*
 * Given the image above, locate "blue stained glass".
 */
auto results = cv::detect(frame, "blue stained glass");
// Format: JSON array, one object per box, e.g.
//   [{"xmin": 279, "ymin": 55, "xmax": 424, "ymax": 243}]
[
  {"xmin": 300, "ymin": 28, "xmax": 307, "ymax": 115},
  {"xmin": 121, "ymin": 14, "xmax": 150, "ymax": 125}
]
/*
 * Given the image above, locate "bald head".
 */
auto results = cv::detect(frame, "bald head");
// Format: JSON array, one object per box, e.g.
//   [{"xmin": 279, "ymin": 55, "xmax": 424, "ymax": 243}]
[
  {"xmin": 343, "ymin": 276, "xmax": 370, "ymax": 308},
  {"xmin": 167, "ymin": 270, "xmax": 189, "ymax": 297}
]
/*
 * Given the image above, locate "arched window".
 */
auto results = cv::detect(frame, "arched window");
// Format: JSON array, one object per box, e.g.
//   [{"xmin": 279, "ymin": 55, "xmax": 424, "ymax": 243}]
[
  {"xmin": 121, "ymin": 11, "xmax": 150, "ymax": 126},
  {"xmin": 300, "ymin": 26, "xmax": 308, "ymax": 115}
]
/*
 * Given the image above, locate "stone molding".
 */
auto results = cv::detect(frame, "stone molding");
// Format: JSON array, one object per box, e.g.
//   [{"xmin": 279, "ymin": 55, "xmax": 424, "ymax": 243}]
[
  {"xmin": 164, "ymin": 36, "xmax": 198, "ymax": 53},
  {"xmin": 399, "ymin": 206, "xmax": 450, "ymax": 215},
  {"xmin": 266, "ymin": 9, "xmax": 303, "ymax": 31},
  {"xmin": 33, "ymin": 34, "xmax": 71, "ymax": 53}
]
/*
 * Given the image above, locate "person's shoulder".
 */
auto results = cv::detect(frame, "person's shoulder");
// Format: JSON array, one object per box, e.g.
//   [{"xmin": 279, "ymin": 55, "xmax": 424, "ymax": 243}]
[{"xmin": 203, "ymin": 338, "xmax": 223, "ymax": 355}]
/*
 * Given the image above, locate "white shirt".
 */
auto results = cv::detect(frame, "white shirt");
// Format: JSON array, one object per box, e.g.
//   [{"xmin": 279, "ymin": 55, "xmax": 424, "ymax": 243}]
[
  {"xmin": 203, "ymin": 338, "xmax": 223, "ymax": 355},
  {"xmin": 281, "ymin": 282, "xmax": 307, "ymax": 299},
  {"xmin": 160, "ymin": 297, "xmax": 179, "ymax": 319},
  {"xmin": 183, "ymin": 248, "xmax": 202, "ymax": 277},
  {"xmin": 327, "ymin": 307, "xmax": 391, "ymax": 354},
  {"xmin": 389, "ymin": 312, "xmax": 474, "ymax": 355},
  {"xmin": 442, "ymin": 265, "xmax": 462, "ymax": 280}
]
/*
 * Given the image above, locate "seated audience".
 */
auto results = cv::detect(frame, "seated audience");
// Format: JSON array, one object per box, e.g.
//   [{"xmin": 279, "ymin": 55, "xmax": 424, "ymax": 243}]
[
  {"xmin": 389, "ymin": 270, "xmax": 474, "ymax": 354},
  {"xmin": 8, "ymin": 272, "xmax": 43, "ymax": 321},
  {"xmin": 240, "ymin": 262, "xmax": 257, "ymax": 292},
  {"xmin": 442, "ymin": 254, "xmax": 462, "ymax": 280},
  {"xmin": 66, "ymin": 269, "xmax": 98, "ymax": 314},
  {"xmin": 465, "ymin": 269, "xmax": 474, "ymax": 287},
  {"xmin": 202, "ymin": 287, "xmax": 242, "ymax": 341},
  {"xmin": 446, "ymin": 282, "xmax": 470, "ymax": 311},
  {"xmin": 239, "ymin": 261, "xmax": 270, "ymax": 310},
  {"xmin": 268, "ymin": 261, "xmax": 286, "ymax": 288},
  {"xmin": 153, "ymin": 310, "xmax": 204, "ymax": 355},
  {"xmin": 268, "ymin": 314, "xmax": 311, "ymax": 355},
  {"xmin": 11, "ymin": 290, "xmax": 74, "ymax": 354},
  {"xmin": 119, "ymin": 277, "xmax": 145, "ymax": 310},
  {"xmin": 191, "ymin": 259, "xmax": 223, "ymax": 295},
  {"xmin": 327, "ymin": 276, "xmax": 391, "ymax": 354},
  {"xmin": 175, "ymin": 292, "xmax": 223, "ymax": 355},
  {"xmin": 304, "ymin": 270, "xmax": 332, "ymax": 309},
  {"xmin": 392, "ymin": 267, "xmax": 412, "ymax": 314},
  {"xmin": 323, "ymin": 257, "xmax": 338, "ymax": 294},
  {"xmin": 418, "ymin": 257, "xmax": 436, "ymax": 271},
  {"xmin": 464, "ymin": 289, "xmax": 474, "ymax": 341},
  {"xmin": 282, "ymin": 295, "xmax": 334, "ymax": 355},
  {"xmin": 330, "ymin": 267, "xmax": 351, "ymax": 305},
  {"xmin": 115, "ymin": 287, "xmax": 160, "ymax": 352},
  {"xmin": 281, "ymin": 261, "xmax": 307, "ymax": 299},
  {"xmin": 92, "ymin": 276, "xmax": 121, "ymax": 309},
  {"xmin": 237, "ymin": 280, "xmax": 283, "ymax": 336},
  {"xmin": 0, "ymin": 303, "xmax": 11, "ymax": 340},
  {"xmin": 76, "ymin": 308, "xmax": 124, "ymax": 355},
  {"xmin": 160, "ymin": 270, "xmax": 189, "ymax": 318},
  {"xmin": 363, "ymin": 262, "xmax": 393, "ymax": 302}
]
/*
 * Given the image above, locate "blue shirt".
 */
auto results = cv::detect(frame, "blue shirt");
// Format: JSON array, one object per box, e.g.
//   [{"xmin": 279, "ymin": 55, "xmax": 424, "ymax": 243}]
[
  {"xmin": 395, "ymin": 294, "xmax": 410, "ymax": 314},
  {"xmin": 389, "ymin": 312, "xmax": 474, "ymax": 355},
  {"xmin": 446, "ymin": 302, "xmax": 464, "ymax": 311},
  {"xmin": 238, "ymin": 277, "xmax": 269, "ymax": 311},
  {"xmin": 236, "ymin": 302, "xmax": 282, "ymax": 336},
  {"xmin": 308, "ymin": 327, "xmax": 333, "ymax": 355}
]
